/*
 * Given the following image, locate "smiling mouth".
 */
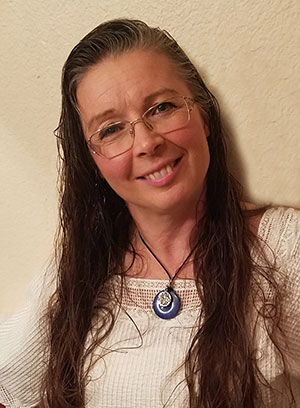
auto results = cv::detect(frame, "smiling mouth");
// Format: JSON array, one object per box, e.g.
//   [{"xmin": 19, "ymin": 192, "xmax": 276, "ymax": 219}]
[{"xmin": 140, "ymin": 158, "xmax": 181, "ymax": 181}]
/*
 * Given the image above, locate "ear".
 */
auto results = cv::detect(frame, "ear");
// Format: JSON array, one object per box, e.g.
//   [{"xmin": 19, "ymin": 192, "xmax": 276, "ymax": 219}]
[
  {"xmin": 93, "ymin": 166, "xmax": 104, "ymax": 180},
  {"xmin": 203, "ymin": 118, "xmax": 210, "ymax": 138},
  {"xmin": 199, "ymin": 109, "xmax": 210, "ymax": 138}
]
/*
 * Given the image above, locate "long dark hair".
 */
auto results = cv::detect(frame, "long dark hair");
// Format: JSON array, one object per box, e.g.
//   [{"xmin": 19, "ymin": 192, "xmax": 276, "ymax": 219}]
[{"xmin": 41, "ymin": 19, "xmax": 292, "ymax": 407}]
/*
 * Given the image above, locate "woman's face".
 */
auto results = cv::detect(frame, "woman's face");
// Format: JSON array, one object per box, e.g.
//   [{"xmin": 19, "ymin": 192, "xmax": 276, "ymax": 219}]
[{"xmin": 76, "ymin": 49, "xmax": 210, "ymax": 219}]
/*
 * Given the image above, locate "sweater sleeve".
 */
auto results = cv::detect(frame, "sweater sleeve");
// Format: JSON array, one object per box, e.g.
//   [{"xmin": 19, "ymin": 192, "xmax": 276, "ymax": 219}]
[
  {"xmin": 266, "ymin": 207, "xmax": 300, "ymax": 378},
  {"xmin": 281, "ymin": 209, "xmax": 300, "ymax": 378},
  {"xmin": 0, "ymin": 270, "xmax": 53, "ymax": 408}
]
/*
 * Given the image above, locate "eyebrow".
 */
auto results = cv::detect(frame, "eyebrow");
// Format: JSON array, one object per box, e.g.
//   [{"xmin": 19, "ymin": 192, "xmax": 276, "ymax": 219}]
[
  {"xmin": 86, "ymin": 88, "xmax": 179, "ymax": 132},
  {"xmin": 143, "ymin": 88, "xmax": 178, "ymax": 105},
  {"xmin": 87, "ymin": 109, "xmax": 116, "ymax": 132}
]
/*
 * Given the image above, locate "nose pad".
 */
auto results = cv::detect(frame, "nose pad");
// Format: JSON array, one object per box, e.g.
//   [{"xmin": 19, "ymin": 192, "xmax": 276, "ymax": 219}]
[
  {"xmin": 132, "ymin": 120, "xmax": 164, "ymax": 156},
  {"xmin": 131, "ymin": 117, "xmax": 153, "ymax": 131},
  {"xmin": 144, "ymin": 120, "xmax": 153, "ymax": 131}
]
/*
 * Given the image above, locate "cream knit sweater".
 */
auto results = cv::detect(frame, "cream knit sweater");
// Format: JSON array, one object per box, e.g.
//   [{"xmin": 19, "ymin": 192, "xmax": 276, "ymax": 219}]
[{"xmin": 0, "ymin": 207, "xmax": 299, "ymax": 407}]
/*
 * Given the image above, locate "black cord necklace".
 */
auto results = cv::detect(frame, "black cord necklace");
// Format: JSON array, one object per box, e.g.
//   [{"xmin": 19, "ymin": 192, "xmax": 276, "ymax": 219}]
[{"xmin": 138, "ymin": 232, "xmax": 194, "ymax": 319}]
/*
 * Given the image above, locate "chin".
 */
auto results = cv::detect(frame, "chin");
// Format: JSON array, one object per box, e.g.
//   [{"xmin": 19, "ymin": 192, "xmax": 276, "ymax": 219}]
[{"xmin": 153, "ymin": 195, "xmax": 199, "ymax": 215}]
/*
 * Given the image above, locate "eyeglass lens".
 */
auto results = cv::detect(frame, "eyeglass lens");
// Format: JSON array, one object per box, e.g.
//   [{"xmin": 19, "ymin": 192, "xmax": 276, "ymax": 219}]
[{"xmin": 90, "ymin": 97, "xmax": 191, "ymax": 158}]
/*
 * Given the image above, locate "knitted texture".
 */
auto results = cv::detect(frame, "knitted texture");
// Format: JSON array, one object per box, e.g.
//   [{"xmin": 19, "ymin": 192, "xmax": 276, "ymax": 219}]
[{"xmin": 0, "ymin": 207, "xmax": 299, "ymax": 407}]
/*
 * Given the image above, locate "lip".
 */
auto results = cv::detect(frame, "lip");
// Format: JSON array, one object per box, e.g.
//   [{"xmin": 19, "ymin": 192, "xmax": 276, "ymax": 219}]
[{"xmin": 138, "ymin": 157, "xmax": 182, "ymax": 187}]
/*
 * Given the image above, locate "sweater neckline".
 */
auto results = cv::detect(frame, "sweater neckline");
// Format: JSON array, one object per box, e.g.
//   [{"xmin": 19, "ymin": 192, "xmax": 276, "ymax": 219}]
[
  {"xmin": 112, "ymin": 208, "xmax": 276, "ymax": 311},
  {"xmin": 120, "ymin": 207, "xmax": 272, "ymax": 286}
]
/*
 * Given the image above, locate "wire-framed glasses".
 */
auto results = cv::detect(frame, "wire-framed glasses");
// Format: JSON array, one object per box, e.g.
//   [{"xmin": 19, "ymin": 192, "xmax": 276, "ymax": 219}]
[{"xmin": 87, "ymin": 95, "xmax": 195, "ymax": 159}]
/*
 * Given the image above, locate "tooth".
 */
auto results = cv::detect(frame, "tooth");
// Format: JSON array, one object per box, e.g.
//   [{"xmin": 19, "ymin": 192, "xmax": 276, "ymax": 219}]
[
  {"xmin": 144, "ymin": 163, "xmax": 175, "ymax": 180},
  {"xmin": 160, "ymin": 167, "xmax": 167, "ymax": 177}
]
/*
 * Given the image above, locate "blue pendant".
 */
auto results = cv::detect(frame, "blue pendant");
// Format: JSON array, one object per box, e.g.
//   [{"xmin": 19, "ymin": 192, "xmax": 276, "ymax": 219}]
[{"xmin": 153, "ymin": 287, "xmax": 181, "ymax": 319}]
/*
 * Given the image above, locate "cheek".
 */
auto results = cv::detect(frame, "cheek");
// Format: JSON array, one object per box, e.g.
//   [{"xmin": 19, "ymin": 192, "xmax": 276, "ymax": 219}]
[
  {"xmin": 173, "ymin": 120, "xmax": 210, "ymax": 171},
  {"xmin": 166, "ymin": 121, "xmax": 208, "ymax": 152},
  {"xmin": 93, "ymin": 153, "xmax": 133, "ymax": 186}
]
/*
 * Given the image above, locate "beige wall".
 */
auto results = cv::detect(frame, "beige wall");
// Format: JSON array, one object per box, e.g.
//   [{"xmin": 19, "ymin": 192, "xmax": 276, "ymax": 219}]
[{"xmin": 0, "ymin": 0, "xmax": 299, "ymax": 316}]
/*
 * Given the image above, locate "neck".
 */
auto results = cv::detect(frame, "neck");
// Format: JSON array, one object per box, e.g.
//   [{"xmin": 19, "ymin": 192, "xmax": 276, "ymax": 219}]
[
  {"xmin": 134, "ymin": 206, "xmax": 201, "ymax": 252},
  {"xmin": 126, "ymin": 200, "xmax": 205, "ymax": 279}
]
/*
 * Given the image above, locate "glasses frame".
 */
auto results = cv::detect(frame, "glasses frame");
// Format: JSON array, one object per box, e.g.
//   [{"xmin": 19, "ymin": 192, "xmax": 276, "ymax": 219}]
[{"xmin": 87, "ymin": 95, "xmax": 195, "ymax": 159}]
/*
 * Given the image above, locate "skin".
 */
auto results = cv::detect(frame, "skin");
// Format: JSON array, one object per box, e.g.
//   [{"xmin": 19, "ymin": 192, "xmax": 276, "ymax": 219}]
[{"xmin": 76, "ymin": 49, "xmax": 210, "ymax": 277}]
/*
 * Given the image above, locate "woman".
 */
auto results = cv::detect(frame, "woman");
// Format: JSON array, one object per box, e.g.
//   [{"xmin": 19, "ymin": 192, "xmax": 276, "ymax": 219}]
[{"xmin": 0, "ymin": 18, "xmax": 299, "ymax": 408}]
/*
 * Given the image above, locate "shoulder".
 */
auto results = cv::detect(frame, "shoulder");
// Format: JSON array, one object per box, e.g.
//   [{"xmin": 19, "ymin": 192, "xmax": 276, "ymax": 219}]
[
  {"xmin": 257, "ymin": 206, "xmax": 300, "ymax": 269},
  {"xmin": 0, "ymin": 267, "xmax": 55, "ymax": 407},
  {"xmin": 258, "ymin": 206, "xmax": 300, "ymax": 234},
  {"xmin": 257, "ymin": 207, "xmax": 300, "ymax": 330},
  {"xmin": 258, "ymin": 208, "xmax": 300, "ymax": 376}
]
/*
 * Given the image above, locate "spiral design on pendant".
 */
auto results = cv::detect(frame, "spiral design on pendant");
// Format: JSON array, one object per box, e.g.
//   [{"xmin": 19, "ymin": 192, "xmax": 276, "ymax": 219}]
[{"xmin": 153, "ymin": 288, "xmax": 181, "ymax": 319}]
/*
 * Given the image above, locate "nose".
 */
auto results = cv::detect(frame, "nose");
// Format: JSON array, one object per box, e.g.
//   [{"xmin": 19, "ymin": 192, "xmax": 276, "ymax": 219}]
[{"xmin": 131, "ymin": 119, "xmax": 165, "ymax": 156}]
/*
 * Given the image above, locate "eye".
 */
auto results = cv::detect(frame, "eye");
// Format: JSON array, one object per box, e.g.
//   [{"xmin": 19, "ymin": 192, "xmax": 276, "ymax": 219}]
[
  {"xmin": 151, "ymin": 101, "xmax": 178, "ymax": 116},
  {"xmin": 98, "ymin": 122, "xmax": 126, "ymax": 141}
]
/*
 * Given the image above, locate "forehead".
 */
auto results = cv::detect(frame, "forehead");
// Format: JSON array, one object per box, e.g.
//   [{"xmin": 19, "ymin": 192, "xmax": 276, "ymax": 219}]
[{"xmin": 76, "ymin": 49, "xmax": 192, "ymax": 132}]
